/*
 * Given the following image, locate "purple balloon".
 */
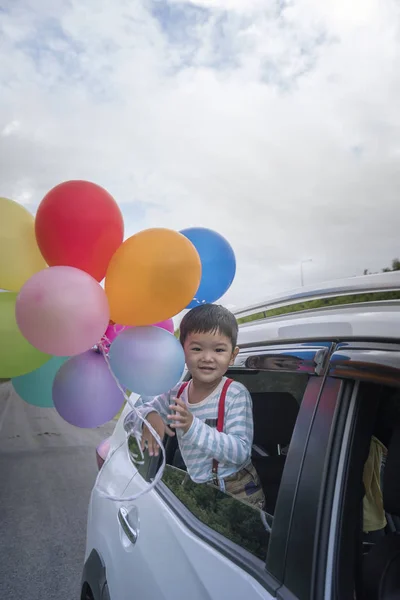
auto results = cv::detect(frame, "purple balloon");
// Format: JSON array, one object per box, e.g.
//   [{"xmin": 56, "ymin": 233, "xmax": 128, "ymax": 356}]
[{"xmin": 53, "ymin": 350, "xmax": 125, "ymax": 428}]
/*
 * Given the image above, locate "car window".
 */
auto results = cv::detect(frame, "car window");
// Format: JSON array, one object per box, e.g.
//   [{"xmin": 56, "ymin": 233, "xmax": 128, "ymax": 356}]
[
  {"xmin": 333, "ymin": 382, "xmax": 400, "ymax": 599},
  {"xmin": 160, "ymin": 369, "xmax": 310, "ymax": 562},
  {"xmin": 128, "ymin": 434, "xmax": 150, "ymax": 476}
]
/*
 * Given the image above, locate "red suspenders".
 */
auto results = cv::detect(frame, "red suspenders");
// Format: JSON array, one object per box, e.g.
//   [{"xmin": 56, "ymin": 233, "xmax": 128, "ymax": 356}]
[
  {"xmin": 176, "ymin": 378, "xmax": 233, "ymax": 483},
  {"xmin": 176, "ymin": 380, "xmax": 190, "ymax": 398}
]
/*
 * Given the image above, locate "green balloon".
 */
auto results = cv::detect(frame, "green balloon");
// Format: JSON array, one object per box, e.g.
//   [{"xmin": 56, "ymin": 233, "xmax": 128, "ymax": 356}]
[{"xmin": 0, "ymin": 291, "xmax": 51, "ymax": 378}]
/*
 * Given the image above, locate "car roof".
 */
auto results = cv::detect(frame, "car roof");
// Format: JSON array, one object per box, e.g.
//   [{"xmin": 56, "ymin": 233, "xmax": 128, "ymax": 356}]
[
  {"xmin": 236, "ymin": 272, "xmax": 400, "ymax": 347},
  {"xmin": 238, "ymin": 300, "xmax": 400, "ymax": 346}
]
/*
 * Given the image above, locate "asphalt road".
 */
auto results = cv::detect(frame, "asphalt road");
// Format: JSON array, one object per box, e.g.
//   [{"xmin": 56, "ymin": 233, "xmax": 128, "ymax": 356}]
[{"xmin": 0, "ymin": 381, "xmax": 116, "ymax": 600}]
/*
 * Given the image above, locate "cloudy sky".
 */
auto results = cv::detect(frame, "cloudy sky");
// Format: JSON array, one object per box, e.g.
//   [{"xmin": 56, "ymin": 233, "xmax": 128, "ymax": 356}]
[{"xmin": 1, "ymin": 0, "xmax": 400, "ymax": 311}]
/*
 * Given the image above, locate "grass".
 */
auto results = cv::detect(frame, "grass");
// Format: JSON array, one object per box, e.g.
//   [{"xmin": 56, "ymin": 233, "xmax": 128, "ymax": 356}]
[
  {"xmin": 114, "ymin": 402, "xmax": 126, "ymax": 421},
  {"xmin": 113, "ymin": 390, "xmax": 133, "ymax": 421}
]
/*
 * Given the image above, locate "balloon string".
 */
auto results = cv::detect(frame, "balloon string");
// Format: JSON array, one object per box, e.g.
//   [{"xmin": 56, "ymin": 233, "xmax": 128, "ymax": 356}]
[{"xmin": 96, "ymin": 341, "xmax": 167, "ymax": 503}]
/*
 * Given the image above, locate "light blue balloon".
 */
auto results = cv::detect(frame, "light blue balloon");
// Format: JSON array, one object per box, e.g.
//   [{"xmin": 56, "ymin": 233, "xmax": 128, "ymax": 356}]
[
  {"xmin": 180, "ymin": 227, "xmax": 236, "ymax": 308},
  {"xmin": 109, "ymin": 326, "xmax": 185, "ymax": 397},
  {"xmin": 12, "ymin": 356, "xmax": 69, "ymax": 408}
]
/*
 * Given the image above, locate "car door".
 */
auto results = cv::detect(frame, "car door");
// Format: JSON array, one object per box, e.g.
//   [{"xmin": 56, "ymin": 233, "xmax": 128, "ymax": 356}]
[
  {"xmin": 92, "ymin": 343, "xmax": 333, "ymax": 600},
  {"xmin": 302, "ymin": 341, "xmax": 400, "ymax": 600}
]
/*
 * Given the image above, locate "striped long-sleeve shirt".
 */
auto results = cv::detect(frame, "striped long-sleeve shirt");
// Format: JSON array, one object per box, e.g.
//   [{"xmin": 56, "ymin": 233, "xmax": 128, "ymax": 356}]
[{"xmin": 129, "ymin": 377, "xmax": 254, "ymax": 484}]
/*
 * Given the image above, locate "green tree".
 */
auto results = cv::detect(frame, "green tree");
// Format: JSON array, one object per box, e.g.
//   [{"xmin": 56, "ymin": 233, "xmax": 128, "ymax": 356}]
[
  {"xmin": 381, "ymin": 258, "xmax": 400, "ymax": 273},
  {"xmin": 391, "ymin": 258, "xmax": 400, "ymax": 271}
]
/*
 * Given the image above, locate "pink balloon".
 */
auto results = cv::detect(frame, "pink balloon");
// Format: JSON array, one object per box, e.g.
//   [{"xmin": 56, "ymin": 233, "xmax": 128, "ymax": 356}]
[
  {"xmin": 153, "ymin": 318, "xmax": 174, "ymax": 334},
  {"xmin": 16, "ymin": 266, "xmax": 109, "ymax": 356},
  {"xmin": 101, "ymin": 322, "xmax": 129, "ymax": 354},
  {"xmin": 103, "ymin": 322, "xmax": 128, "ymax": 344}
]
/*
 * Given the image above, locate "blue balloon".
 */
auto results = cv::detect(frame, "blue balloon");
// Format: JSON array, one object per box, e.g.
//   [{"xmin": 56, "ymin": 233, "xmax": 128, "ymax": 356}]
[
  {"xmin": 180, "ymin": 227, "xmax": 236, "ymax": 308},
  {"xmin": 12, "ymin": 356, "xmax": 69, "ymax": 408},
  {"xmin": 109, "ymin": 326, "xmax": 185, "ymax": 397}
]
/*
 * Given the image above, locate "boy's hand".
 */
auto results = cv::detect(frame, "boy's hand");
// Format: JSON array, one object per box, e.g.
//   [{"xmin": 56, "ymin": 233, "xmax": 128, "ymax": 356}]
[
  {"xmin": 167, "ymin": 398, "xmax": 194, "ymax": 434},
  {"xmin": 141, "ymin": 412, "xmax": 175, "ymax": 457}
]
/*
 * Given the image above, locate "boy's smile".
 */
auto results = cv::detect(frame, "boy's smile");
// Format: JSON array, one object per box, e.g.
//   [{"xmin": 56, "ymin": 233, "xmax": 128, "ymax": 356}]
[{"xmin": 184, "ymin": 330, "xmax": 239, "ymax": 386}]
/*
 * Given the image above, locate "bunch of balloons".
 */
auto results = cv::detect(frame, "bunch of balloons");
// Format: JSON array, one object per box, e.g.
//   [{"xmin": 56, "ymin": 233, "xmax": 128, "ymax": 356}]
[{"xmin": 0, "ymin": 180, "xmax": 236, "ymax": 428}]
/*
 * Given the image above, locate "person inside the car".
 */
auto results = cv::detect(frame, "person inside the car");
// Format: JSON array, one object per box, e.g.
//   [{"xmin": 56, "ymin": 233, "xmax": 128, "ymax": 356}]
[
  {"xmin": 362, "ymin": 435, "xmax": 387, "ymax": 542},
  {"xmin": 124, "ymin": 304, "xmax": 265, "ymax": 510}
]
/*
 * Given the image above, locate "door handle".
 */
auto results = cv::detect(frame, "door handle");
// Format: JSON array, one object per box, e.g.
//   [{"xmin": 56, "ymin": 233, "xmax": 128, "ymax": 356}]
[{"xmin": 118, "ymin": 506, "xmax": 139, "ymax": 545}]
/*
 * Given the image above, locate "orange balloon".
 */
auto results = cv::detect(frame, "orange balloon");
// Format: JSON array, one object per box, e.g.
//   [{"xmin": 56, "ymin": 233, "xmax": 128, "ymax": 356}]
[{"xmin": 105, "ymin": 228, "xmax": 202, "ymax": 326}]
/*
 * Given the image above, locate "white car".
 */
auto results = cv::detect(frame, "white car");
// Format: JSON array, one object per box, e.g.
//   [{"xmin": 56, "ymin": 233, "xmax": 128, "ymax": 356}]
[{"xmin": 82, "ymin": 272, "xmax": 400, "ymax": 600}]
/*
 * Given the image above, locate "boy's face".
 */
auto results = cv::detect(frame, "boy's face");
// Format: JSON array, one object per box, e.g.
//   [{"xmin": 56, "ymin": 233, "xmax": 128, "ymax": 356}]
[{"xmin": 183, "ymin": 329, "xmax": 239, "ymax": 385}]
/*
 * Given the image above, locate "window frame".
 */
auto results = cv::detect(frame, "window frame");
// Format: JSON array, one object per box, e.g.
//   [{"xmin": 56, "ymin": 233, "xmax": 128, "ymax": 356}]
[{"xmin": 141, "ymin": 341, "xmax": 334, "ymax": 594}]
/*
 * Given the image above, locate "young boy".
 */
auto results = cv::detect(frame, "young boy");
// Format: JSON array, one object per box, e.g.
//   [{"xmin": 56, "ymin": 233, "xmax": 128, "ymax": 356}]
[{"xmin": 124, "ymin": 304, "xmax": 265, "ymax": 510}]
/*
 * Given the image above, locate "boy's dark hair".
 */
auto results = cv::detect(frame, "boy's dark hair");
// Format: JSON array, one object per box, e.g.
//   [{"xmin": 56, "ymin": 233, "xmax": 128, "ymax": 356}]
[{"xmin": 179, "ymin": 304, "xmax": 238, "ymax": 348}]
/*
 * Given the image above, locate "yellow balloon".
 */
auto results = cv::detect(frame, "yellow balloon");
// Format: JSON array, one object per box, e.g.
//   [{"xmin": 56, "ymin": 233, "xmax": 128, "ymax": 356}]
[
  {"xmin": 105, "ymin": 228, "xmax": 202, "ymax": 326},
  {"xmin": 0, "ymin": 197, "xmax": 47, "ymax": 292},
  {"xmin": 0, "ymin": 292, "xmax": 50, "ymax": 378}
]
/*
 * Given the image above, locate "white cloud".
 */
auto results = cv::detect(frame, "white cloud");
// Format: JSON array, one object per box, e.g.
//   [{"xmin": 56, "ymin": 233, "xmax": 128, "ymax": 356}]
[
  {"xmin": 1, "ymin": 120, "xmax": 21, "ymax": 137},
  {"xmin": 1, "ymin": 0, "xmax": 400, "ymax": 311},
  {"xmin": 169, "ymin": 0, "xmax": 266, "ymax": 10}
]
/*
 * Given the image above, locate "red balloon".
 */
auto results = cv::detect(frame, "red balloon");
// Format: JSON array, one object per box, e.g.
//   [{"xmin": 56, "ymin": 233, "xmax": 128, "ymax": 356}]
[{"xmin": 35, "ymin": 180, "xmax": 124, "ymax": 281}]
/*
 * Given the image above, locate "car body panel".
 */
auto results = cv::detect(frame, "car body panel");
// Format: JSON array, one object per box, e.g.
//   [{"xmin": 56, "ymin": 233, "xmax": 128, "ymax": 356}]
[{"xmin": 87, "ymin": 440, "xmax": 272, "ymax": 600}]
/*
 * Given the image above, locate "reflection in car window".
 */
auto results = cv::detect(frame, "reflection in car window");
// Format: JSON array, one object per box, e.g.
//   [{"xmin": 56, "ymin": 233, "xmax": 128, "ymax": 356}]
[
  {"xmin": 128, "ymin": 435, "xmax": 148, "ymax": 474},
  {"xmin": 232, "ymin": 370, "xmax": 309, "ymax": 404},
  {"xmin": 162, "ymin": 465, "xmax": 272, "ymax": 561}
]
